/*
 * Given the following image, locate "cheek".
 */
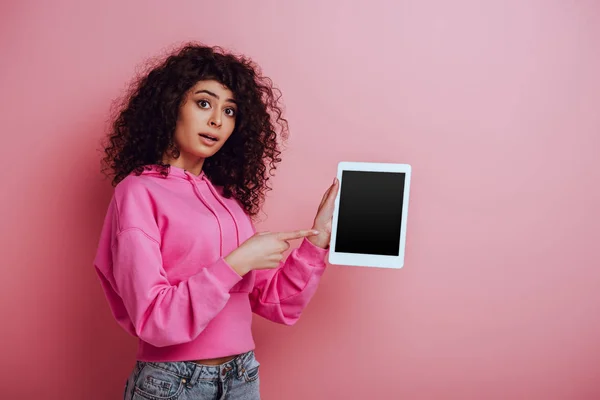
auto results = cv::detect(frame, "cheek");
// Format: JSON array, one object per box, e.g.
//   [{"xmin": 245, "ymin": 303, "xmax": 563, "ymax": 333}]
[
  {"xmin": 171, "ymin": 125, "xmax": 185, "ymax": 147},
  {"xmin": 224, "ymin": 118, "xmax": 236, "ymax": 138},
  {"xmin": 175, "ymin": 111, "xmax": 203, "ymax": 140},
  {"xmin": 172, "ymin": 128, "xmax": 199, "ymax": 155},
  {"xmin": 180, "ymin": 106, "xmax": 206, "ymax": 128}
]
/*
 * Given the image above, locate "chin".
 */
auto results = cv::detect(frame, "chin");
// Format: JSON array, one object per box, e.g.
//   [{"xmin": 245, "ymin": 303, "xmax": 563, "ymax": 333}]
[{"xmin": 191, "ymin": 146, "xmax": 222, "ymax": 159}]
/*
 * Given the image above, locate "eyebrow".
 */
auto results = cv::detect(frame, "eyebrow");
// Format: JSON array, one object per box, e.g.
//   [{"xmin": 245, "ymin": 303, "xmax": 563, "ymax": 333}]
[{"xmin": 194, "ymin": 89, "xmax": 237, "ymax": 104}]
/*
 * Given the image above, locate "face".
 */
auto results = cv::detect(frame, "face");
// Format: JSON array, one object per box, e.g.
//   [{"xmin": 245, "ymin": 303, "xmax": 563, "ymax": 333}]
[{"xmin": 165, "ymin": 79, "xmax": 237, "ymax": 172}]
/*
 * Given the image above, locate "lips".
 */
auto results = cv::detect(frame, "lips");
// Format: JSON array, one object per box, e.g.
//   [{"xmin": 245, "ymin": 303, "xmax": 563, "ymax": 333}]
[{"xmin": 199, "ymin": 133, "xmax": 218, "ymax": 142}]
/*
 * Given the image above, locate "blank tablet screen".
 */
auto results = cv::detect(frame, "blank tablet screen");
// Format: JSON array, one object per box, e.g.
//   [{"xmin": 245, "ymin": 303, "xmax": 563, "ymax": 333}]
[{"xmin": 334, "ymin": 171, "xmax": 406, "ymax": 256}]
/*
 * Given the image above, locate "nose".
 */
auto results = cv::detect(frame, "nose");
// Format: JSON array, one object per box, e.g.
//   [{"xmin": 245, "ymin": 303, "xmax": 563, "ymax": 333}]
[{"xmin": 208, "ymin": 111, "xmax": 222, "ymax": 128}]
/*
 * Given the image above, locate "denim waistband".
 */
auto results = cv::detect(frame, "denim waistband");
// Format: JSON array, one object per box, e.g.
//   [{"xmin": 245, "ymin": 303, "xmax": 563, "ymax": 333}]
[{"xmin": 139, "ymin": 350, "xmax": 255, "ymax": 383}]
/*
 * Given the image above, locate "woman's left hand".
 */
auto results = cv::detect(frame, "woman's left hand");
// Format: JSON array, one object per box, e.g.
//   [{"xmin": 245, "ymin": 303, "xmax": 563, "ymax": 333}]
[{"xmin": 308, "ymin": 177, "xmax": 339, "ymax": 249}]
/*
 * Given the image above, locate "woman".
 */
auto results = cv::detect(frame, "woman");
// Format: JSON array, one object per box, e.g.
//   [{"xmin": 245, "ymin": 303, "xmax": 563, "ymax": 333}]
[{"xmin": 93, "ymin": 43, "xmax": 338, "ymax": 400}]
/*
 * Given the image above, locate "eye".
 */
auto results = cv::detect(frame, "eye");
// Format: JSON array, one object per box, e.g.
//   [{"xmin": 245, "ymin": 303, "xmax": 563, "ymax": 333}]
[
  {"xmin": 197, "ymin": 100, "xmax": 210, "ymax": 109},
  {"xmin": 224, "ymin": 108, "xmax": 236, "ymax": 117}
]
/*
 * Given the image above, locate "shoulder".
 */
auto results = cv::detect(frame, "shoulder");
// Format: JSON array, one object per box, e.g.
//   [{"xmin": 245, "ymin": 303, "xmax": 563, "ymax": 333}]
[
  {"xmin": 113, "ymin": 173, "xmax": 165, "ymax": 209},
  {"xmin": 114, "ymin": 173, "xmax": 154, "ymax": 198},
  {"xmin": 112, "ymin": 174, "xmax": 160, "ymax": 235}
]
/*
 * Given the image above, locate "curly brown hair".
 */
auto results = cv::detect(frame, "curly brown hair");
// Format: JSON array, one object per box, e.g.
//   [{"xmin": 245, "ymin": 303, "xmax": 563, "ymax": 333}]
[{"xmin": 101, "ymin": 43, "xmax": 289, "ymax": 217}]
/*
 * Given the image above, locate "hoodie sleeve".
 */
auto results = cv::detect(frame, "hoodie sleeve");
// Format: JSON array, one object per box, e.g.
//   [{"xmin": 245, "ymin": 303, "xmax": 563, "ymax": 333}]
[
  {"xmin": 109, "ymin": 227, "xmax": 242, "ymax": 347},
  {"xmin": 249, "ymin": 226, "xmax": 329, "ymax": 325},
  {"xmin": 94, "ymin": 180, "xmax": 243, "ymax": 348}
]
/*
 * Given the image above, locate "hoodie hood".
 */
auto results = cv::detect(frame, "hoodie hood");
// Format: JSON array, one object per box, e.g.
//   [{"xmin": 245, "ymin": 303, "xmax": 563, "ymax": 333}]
[
  {"xmin": 139, "ymin": 164, "xmax": 241, "ymax": 255},
  {"xmin": 140, "ymin": 164, "xmax": 205, "ymax": 180}
]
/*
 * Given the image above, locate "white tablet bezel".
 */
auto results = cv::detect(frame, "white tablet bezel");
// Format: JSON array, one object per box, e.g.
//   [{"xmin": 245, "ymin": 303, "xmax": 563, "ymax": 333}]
[{"xmin": 328, "ymin": 161, "xmax": 412, "ymax": 269}]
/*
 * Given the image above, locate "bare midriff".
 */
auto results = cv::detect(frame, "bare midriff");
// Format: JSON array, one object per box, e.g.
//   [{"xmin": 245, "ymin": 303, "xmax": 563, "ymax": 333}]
[{"xmin": 191, "ymin": 355, "xmax": 237, "ymax": 365}]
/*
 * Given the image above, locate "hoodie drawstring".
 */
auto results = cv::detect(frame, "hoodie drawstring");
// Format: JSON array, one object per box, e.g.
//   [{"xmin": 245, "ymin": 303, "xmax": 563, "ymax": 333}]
[
  {"xmin": 202, "ymin": 174, "xmax": 241, "ymax": 248},
  {"xmin": 184, "ymin": 171, "xmax": 241, "ymax": 256},
  {"xmin": 185, "ymin": 172, "xmax": 225, "ymax": 257}
]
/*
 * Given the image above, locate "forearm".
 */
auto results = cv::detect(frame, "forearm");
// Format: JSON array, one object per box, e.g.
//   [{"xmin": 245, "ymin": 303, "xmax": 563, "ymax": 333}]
[{"xmin": 249, "ymin": 238, "xmax": 328, "ymax": 324}]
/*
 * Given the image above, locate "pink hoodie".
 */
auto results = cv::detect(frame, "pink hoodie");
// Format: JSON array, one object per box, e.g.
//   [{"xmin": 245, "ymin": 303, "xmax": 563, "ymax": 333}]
[{"xmin": 93, "ymin": 165, "xmax": 328, "ymax": 362}]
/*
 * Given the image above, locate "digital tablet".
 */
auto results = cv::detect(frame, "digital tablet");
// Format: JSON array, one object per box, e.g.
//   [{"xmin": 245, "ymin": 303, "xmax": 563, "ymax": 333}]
[{"xmin": 328, "ymin": 162, "xmax": 412, "ymax": 269}]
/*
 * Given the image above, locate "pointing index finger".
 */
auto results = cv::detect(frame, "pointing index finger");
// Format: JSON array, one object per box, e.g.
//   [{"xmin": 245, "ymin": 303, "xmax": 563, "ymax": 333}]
[{"xmin": 277, "ymin": 230, "xmax": 320, "ymax": 241}]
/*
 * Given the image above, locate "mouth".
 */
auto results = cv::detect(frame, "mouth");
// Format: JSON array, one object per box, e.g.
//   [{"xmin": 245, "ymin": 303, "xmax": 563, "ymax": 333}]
[{"xmin": 199, "ymin": 133, "xmax": 218, "ymax": 142}]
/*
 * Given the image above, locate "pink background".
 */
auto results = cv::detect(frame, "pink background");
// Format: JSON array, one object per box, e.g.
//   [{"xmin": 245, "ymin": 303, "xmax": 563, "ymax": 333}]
[{"xmin": 2, "ymin": 0, "xmax": 599, "ymax": 399}]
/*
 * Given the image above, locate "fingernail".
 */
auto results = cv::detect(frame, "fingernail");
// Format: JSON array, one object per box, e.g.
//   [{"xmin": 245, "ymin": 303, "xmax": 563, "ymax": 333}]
[{"xmin": 312, "ymin": 230, "xmax": 320, "ymax": 235}]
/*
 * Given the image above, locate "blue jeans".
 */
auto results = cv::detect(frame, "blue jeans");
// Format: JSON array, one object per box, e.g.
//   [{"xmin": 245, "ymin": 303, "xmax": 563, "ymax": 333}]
[{"xmin": 124, "ymin": 350, "xmax": 260, "ymax": 400}]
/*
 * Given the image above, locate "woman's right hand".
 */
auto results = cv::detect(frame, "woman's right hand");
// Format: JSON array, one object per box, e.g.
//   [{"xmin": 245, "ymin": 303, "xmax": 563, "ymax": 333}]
[{"xmin": 225, "ymin": 230, "xmax": 320, "ymax": 276}]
